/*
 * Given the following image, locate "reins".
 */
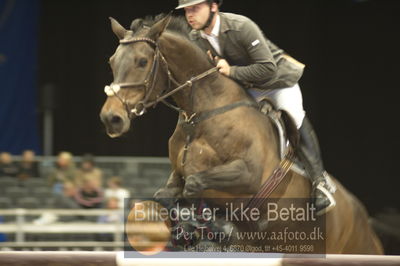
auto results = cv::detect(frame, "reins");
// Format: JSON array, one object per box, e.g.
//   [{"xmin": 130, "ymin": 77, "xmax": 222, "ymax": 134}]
[{"xmin": 104, "ymin": 36, "xmax": 219, "ymax": 117}]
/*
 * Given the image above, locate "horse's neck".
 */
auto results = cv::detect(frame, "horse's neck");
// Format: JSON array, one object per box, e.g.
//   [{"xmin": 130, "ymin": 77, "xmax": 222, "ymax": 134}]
[{"xmin": 160, "ymin": 34, "xmax": 247, "ymax": 112}]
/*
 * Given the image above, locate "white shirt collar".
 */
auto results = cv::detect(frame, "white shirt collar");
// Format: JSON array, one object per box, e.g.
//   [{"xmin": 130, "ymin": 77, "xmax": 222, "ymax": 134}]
[{"xmin": 200, "ymin": 14, "xmax": 220, "ymax": 38}]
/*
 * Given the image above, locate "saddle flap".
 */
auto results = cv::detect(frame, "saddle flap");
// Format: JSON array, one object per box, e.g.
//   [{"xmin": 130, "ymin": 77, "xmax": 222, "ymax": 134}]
[{"xmin": 258, "ymin": 97, "xmax": 299, "ymax": 158}]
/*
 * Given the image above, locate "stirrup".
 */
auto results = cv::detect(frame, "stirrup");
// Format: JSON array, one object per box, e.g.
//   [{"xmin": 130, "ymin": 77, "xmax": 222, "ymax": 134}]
[
  {"xmin": 312, "ymin": 173, "xmax": 336, "ymax": 215},
  {"xmin": 313, "ymin": 172, "xmax": 337, "ymax": 194},
  {"xmin": 314, "ymin": 182, "xmax": 337, "ymax": 215}
]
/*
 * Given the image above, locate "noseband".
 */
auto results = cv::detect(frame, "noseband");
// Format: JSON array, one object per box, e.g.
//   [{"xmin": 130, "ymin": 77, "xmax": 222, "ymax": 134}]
[{"xmin": 104, "ymin": 36, "xmax": 218, "ymax": 118}]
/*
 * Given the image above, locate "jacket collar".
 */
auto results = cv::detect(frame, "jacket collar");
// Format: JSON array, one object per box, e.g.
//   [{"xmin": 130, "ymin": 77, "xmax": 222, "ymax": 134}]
[
  {"xmin": 216, "ymin": 13, "xmax": 230, "ymax": 57},
  {"xmin": 189, "ymin": 12, "xmax": 231, "ymax": 40},
  {"xmin": 219, "ymin": 12, "xmax": 231, "ymax": 33},
  {"xmin": 188, "ymin": 12, "xmax": 231, "ymax": 57},
  {"xmin": 200, "ymin": 14, "xmax": 220, "ymax": 38}
]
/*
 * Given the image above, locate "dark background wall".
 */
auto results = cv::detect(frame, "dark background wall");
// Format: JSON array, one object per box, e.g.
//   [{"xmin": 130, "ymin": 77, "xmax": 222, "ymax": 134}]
[
  {"xmin": 35, "ymin": 0, "xmax": 399, "ymax": 214},
  {"xmin": 0, "ymin": 0, "xmax": 40, "ymax": 154}
]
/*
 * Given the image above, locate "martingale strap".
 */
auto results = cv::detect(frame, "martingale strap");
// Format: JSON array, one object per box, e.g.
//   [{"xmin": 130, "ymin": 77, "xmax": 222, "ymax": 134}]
[
  {"xmin": 179, "ymin": 101, "xmax": 259, "ymax": 166},
  {"xmin": 246, "ymin": 147, "xmax": 295, "ymax": 210}
]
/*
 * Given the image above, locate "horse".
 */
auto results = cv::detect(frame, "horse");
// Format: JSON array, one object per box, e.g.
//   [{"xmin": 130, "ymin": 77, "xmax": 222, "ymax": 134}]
[{"xmin": 100, "ymin": 14, "xmax": 383, "ymax": 254}]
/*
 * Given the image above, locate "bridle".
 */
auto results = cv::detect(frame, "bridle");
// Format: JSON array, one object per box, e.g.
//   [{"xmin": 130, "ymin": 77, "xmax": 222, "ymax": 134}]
[{"xmin": 104, "ymin": 36, "xmax": 218, "ymax": 118}]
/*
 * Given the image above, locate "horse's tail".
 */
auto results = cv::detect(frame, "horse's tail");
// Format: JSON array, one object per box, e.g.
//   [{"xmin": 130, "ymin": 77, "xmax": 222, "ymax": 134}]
[
  {"xmin": 370, "ymin": 209, "xmax": 400, "ymax": 255},
  {"xmin": 346, "ymin": 190, "xmax": 385, "ymax": 254}
]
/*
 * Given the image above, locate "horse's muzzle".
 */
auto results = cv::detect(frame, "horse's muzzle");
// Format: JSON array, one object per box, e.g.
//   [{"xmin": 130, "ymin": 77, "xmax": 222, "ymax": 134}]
[{"xmin": 100, "ymin": 111, "xmax": 130, "ymax": 138}]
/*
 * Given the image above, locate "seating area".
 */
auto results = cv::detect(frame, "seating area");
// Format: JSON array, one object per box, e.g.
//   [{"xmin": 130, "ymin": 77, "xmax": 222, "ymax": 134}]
[
  {"xmin": 0, "ymin": 155, "xmax": 172, "ymax": 251},
  {"xmin": 0, "ymin": 168, "xmax": 169, "ymax": 207}
]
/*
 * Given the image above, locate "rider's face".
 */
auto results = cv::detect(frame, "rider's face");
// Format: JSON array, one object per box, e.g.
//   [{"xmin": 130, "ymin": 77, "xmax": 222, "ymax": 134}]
[{"xmin": 184, "ymin": 2, "xmax": 211, "ymax": 30}]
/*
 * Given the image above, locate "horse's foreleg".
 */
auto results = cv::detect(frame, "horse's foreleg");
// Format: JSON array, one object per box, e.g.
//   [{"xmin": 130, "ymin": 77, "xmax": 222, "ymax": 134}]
[
  {"xmin": 183, "ymin": 159, "xmax": 260, "ymax": 197},
  {"xmin": 154, "ymin": 171, "xmax": 184, "ymax": 206}
]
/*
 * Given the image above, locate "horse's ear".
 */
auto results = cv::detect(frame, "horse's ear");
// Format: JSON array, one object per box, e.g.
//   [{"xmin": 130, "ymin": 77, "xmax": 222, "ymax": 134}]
[
  {"xmin": 147, "ymin": 14, "xmax": 172, "ymax": 41},
  {"xmin": 109, "ymin": 17, "xmax": 127, "ymax": 40}
]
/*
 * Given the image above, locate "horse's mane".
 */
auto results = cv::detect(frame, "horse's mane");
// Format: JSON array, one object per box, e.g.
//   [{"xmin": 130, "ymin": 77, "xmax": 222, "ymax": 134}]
[
  {"xmin": 130, "ymin": 14, "xmax": 191, "ymax": 38},
  {"xmin": 129, "ymin": 14, "xmax": 215, "ymax": 72}
]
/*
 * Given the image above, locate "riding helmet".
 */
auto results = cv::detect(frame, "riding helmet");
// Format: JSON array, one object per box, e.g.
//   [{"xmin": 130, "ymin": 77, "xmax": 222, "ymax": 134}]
[{"xmin": 176, "ymin": 0, "xmax": 223, "ymax": 9}]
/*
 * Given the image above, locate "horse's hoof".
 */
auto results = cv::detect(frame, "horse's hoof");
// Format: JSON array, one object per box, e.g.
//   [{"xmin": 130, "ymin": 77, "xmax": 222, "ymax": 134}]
[
  {"xmin": 183, "ymin": 175, "xmax": 204, "ymax": 198},
  {"xmin": 154, "ymin": 187, "xmax": 181, "ymax": 199},
  {"xmin": 153, "ymin": 188, "xmax": 170, "ymax": 199},
  {"xmin": 182, "ymin": 188, "xmax": 199, "ymax": 198}
]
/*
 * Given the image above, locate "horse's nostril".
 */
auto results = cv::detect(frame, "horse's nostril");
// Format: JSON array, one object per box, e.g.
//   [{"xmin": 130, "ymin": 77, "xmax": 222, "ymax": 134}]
[{"xmin": 110, "ymin": 115, "xmax": 123, "ymax": 125}]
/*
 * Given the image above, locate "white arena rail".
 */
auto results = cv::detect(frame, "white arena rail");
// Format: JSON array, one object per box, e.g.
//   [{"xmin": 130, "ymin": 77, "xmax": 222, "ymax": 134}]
[
  {"xmin": 0, "ymin": 209, "xmax": 125, "ymax": 249},
  {"xmin": 0, "ymin": 252, "xmax": 399, "ymax": 266}
]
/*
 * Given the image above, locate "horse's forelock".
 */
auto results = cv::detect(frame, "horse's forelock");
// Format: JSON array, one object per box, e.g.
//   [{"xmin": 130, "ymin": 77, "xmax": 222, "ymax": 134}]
[{"xmin": 130, "ymin": 18, "xmax": 144, "ymax": 33}]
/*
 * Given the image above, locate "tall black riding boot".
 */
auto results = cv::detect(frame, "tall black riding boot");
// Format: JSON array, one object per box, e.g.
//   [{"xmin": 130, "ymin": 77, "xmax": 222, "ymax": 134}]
[{"xmin": 297, "ymin": 117, "xmax": 336, "ymax": 215}]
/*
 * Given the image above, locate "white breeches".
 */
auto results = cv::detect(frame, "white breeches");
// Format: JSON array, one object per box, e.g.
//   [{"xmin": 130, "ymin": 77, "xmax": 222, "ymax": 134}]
[{"xmin": 248, "ymin": 83, "xmax": 306, "ymax": 129}]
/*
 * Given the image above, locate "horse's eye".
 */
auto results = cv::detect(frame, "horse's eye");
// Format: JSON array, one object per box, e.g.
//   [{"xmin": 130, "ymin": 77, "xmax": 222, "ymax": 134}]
[{"xmin": 138, "ymin": 58, "xmax": 148, "ymax": 68}]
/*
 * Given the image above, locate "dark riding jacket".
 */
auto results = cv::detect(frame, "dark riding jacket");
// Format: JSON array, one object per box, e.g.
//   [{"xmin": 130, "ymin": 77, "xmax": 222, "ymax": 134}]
[{"xmin": 189, "ymin": 12, "xmax": 305, "ymax": 90}]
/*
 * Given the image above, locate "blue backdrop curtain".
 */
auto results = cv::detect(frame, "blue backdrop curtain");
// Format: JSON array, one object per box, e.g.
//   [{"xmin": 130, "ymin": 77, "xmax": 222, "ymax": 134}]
[{"xmin": 0, "ymin": 0, "xmax": 40, "ymax": 154}]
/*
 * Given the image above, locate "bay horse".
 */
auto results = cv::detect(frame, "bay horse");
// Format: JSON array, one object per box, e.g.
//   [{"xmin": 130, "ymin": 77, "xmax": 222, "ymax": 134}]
[{"xmin": 100, "ymin": 14, "xmax": 383, "ymax": 254}]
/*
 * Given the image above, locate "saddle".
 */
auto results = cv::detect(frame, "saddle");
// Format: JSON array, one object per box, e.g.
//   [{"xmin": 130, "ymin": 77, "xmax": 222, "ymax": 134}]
[{"xmin": 257, "ymin": 97, "xmax": 308, "ymax": 177}]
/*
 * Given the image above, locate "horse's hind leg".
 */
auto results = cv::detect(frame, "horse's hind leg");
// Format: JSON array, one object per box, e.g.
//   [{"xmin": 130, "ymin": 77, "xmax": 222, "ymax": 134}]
[{"xmin": 183, "ymin": 159, "xmax": 261, "ymax": 197}]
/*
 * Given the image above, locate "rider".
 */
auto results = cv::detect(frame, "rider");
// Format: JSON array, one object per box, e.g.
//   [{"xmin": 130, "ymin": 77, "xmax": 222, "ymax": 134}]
[{"xmin": 176, "ymin": 0, "xmax": 336, "ymax": 215}]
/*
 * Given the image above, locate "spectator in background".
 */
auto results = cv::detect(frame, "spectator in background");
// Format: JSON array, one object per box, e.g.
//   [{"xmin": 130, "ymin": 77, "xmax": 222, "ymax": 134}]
[
  {"xmin": 0, "ymin": 216, "xmax": 7, "ymax": 242},
  {"xmin": 96, "ymin": 197, "xmax": 124, "ymax": 241},
  {"xmin": 18, "ymin": 150, "xmax": 39, "ymax": 180},
  {"xmin": 0, "ymin": 152, "xmax": 19, "ymax": 177},
  {"xmin": 74, "ymin": 177, "xmax": 104, "ymax": 209},
  {"xmin": 34, "ymin": 181, "xmax": 81, "ymax": 224},
  {"xmin": 104, "ymin": 176, "xmax": 130, "ymax": 209},
  {"xmin": 97, "ymin": 197, "xmax": 123, "ymax": 223},
  {"xmin": 75, "ymin": 153, "xmax": 103, "ymax": 189},
  {"xmin": 47, "ymin": 151, "xmax": 78, "ymax": 194},
  {"xmin": 52, "ymin": 181, "xmax": 80, "ymax": 209}
]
